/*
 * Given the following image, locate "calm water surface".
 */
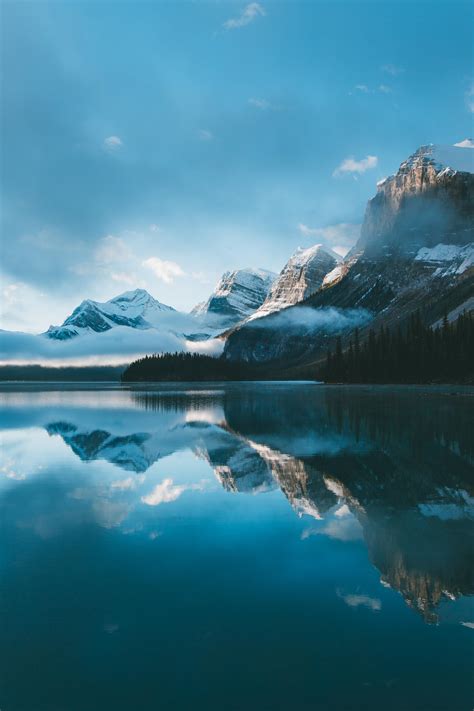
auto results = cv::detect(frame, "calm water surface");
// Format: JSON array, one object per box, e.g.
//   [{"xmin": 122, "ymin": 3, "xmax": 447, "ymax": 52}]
[{"xmin": 0, "ymin": 383, "xmax": 473, "ymax": 710}]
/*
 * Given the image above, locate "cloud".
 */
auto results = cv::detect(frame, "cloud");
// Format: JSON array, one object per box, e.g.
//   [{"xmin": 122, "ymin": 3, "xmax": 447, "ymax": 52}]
[
  {"xmin": 198, "ymin": 129, "xmax": 213, "ymax": 141},
  {"xmin": 454, "ymin": 138, "xmax": 474, "ymax": 148},
  {"xmin": 333, "ymin": 155, "xmax": 378, "ymax": 177},
  {"xmin": 110, "ymin": 272, "xmax": 142, "ymax": 287},
  {"xmin": 103, "ymin": 135, "xmax": 123, "ymax": 151},
  {"xmin": 381, "ymin": 63, "xmax": 404, "ymax": 76},
  {"xmin": 350, "ymin": 84, "xmax": 392, "ymax": 96},
  {"xmin": 223, "ymin": 3, "xmax": 265, "ymax": 30},
  {"xmin": 95, "ymin": 235, "xmax": 131, "ymax": 264},
  {"xmin": 354, "ymin": 84, "xmax": 370, "ymax": 94},
  {"xmin": 297, "ymin": 222, "xmax": 360, "ymax": 255},
  {"xmin": 2, "ymin": 282, "xmax": 21, "ymax": 306},
  {"xmin": 247, "ymin": 306, "xmax": 372, "ymax": 333},
  {"xmin": 0, "ymin": 317, "xmax": 224, "ymax": 366},
  {"xmin": 337, "ymin": 591, "xmax": 382, "ymax": 611},
  {"xmin": 465, "ymin": 83, "xmax": 474, "ymax": 113},
  {"xmin": 141, "ymin": 477, "xmax": 205, "ymax": 506},
  {"xmin": 111, "ymin": 475, "xmax": 146, "ymax": 491},
  {"xmin": 142, "ymin": 256, "xmax": 185, "ymax": 284},
  {"xmin": 248, "ymin": 98, "xmax": 272, "ymax": 110}
]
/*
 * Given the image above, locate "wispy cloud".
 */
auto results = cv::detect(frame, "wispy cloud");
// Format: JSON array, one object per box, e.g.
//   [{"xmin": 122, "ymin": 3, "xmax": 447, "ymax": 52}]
[
  {"xmin": 103, "ymin": 135, "xmax": 123, "ymax": 151},
  {"xmin": 95, "ymin": 235, "xmax": 131, "ymax": 264},
  {"xmin": 223, "ymin": 3, "xmax": 265, "ymax": 30},
  {"xmin": 465, "ymin": 83, "xmax": 474, "ymax": 113},
  {"xmin": 141, "ymin": 478, "xmax": 205, "ymax": 506},
  {"xmin": 381, "ymin": 63, "xmax": 404, "ymax": 76},
  {"xmin": 350, "ymin": 84, "xmax": 392, "ymax": 96},
  {"xmin": 249, "ymin": 97, "xmax": 272, "ymax": 110},
  {"xmin": 198, "ymin": 129, "xmax": 213, "ymax": 141},
  {"xmin": 142, "ymin": 256, "xmax": 185, "ymax": 284},
  {"xmin": 298, "ymin": 223, "xmax": 360, "ymax": 257},
  {"xmin": 337, "ymin": 590, "xmax": 382, "ymax": 611},
  {"xmin": 110, "ymin": 272, "xmax": 142, "ymax": 287},
  {"xmin": 333, "ymin": 155, "xmax": 378, "ymax": 177}
]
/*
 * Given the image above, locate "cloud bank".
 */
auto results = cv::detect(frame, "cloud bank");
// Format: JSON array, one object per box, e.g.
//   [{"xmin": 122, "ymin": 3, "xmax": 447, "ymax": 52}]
[
  {"xmin": 0, "ymin": 317, "xmax": 224, "ymax": 367},
  {"xmin": 248, "ymin": 306, "xmax": 372, "ymax": 333}
]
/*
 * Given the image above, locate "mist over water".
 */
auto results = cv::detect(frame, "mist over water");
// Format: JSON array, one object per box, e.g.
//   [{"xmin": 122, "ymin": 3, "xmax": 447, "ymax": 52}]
[{"xmin": 0, "ymin": 383, "xmax": 472, "ymax": 710}]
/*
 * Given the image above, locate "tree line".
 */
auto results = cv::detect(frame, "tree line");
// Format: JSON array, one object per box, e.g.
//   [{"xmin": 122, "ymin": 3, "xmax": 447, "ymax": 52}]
[
  {"xmin": 121, "ymin": 352, "xmax": 260, "ymax": 382},
  {"xmin": 320, "ymin": 310, "xmax": 474, "ymax": 384}
]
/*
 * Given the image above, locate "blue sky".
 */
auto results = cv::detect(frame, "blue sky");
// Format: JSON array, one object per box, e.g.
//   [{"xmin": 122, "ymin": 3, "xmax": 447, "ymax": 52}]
[{"xmin": 1, "ymin": 0, "xmax": 473, "ymax": 331}]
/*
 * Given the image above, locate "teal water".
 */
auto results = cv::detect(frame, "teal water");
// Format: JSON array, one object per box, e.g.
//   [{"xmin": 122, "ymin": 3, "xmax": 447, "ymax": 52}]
[{"xmin": 0, "ymin": 383, "xmax": 473, "ymax": 711}]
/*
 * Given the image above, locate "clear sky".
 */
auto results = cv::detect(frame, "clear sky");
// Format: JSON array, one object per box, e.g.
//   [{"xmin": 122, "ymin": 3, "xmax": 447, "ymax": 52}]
[{"xmin": 1, "ymin": 0, "xmax": 473, "ymax": 332}]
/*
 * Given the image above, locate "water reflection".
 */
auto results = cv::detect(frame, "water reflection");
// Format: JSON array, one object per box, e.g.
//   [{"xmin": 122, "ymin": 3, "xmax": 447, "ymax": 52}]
[{"xmin": 1, "ymin": 384, "xmax": 473, "ymax": 628}]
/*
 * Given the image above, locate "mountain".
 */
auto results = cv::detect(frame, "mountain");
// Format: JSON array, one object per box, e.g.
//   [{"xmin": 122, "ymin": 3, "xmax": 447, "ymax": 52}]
[
  {"xmin": 41, "ymin": 385, "xmax": 474, "ymax": 624},
  {"xmin": 192, "ymin": 268, "xmax": 277, "ymax": 328},
  {"xmin": 223, "ymin": 141, "xmax": 474, "ymax": 368},
  {"xmin": 357, "ymin": 142, "xmax": 474, "ymax": 256},
  {"xmin": 46, "ymin": 289, "xmax": 175, "ymax": 340},
  {"xmin": 247, "ymin": 245, "xmax": 339, "ymax": 322}
]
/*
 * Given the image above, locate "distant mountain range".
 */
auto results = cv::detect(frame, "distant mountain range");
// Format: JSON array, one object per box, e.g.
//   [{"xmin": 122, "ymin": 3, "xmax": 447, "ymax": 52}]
[{"xmin": 1, "ymin": 139, "xmax": 473, "ymax": 369}]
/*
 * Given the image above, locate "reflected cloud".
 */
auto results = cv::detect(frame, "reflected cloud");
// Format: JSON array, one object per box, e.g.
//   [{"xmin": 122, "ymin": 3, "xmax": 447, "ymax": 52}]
[
  {"xmin": 141, "ymin": 478, "xmax": 206, "ymax": 506},
  {"xmin": 337, "ymin": 590, "xmax": 382, "ymax": 611},
  {"xmin": 0, "ymin": 383, "xmax": 473, "ymax": 624}
]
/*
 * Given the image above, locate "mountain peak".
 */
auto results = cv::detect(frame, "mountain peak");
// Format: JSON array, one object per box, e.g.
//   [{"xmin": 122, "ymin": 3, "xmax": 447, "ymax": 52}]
[
  {"xmin": 192, "ymin": 267, "xmax": 277, "ymax": 326},
  {"xmin": 292, "ymin": 244, "xmax": 341, "ymax": 265},
  {"xmin": 356, "ymin": 140, "xmax": 474, "ymax": 256},
  {"xmin": 247, "ymin": 243, "xmax": 338, "ymax": 321},
  {"xmin": 399, "ymin": 142, "xmax": 474, "ymax": 176},
  {"xmin": 46, "ymin": 288, "xmax": 175, "ymax": 339},
  {"xmin": 110, "ymin": 288, "xmax": 153, "ymax": 302}
]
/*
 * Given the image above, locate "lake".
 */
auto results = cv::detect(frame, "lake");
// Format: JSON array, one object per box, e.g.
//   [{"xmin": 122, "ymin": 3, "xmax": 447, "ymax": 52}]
[{"xmin": 0, "ymin": 383, "xmax": 473, "ymax": 710}]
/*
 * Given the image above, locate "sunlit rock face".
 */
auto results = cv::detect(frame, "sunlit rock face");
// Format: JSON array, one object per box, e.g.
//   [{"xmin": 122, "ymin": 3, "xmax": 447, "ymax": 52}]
[
  {"xmin": 247, "ymin": 245, "xmax": 339, "ymax": 322},
  {"xmin": 357, "ymin": 143, "xmax": 474, "ymax": 256}
]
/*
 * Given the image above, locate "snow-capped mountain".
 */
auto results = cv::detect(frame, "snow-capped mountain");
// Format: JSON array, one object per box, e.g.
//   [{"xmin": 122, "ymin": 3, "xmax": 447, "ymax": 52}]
[
  {"xmin": 247, "ymin": 244, "xmax": 339, "ymax": 321},
  {"xmin": 192, "ymin": 268, "xmax": 277, "ymax": 327},
  {"xmin": 224, "ymin": 140, "xmax": 474, "ymax": 366},
  {"xmin": 46, "ymin": 289, "xmax": 175, "ymax": 340}
]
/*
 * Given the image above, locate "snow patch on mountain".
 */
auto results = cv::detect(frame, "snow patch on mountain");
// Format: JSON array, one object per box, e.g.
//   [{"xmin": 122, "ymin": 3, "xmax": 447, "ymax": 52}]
[
  {"xmin": 322, "ymin": 264, "xmax": 345, "ymax": 287},
  {"xmin": 415, "ymin": 243, "xmax": 474, "ymax": 275},
  {"xmin": 398, "ymin": 141, "xmax": 474, "ymax": 177}
]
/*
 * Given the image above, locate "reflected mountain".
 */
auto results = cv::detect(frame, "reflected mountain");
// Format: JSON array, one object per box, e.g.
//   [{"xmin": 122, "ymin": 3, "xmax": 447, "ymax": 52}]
[{"xmin": 22, "ymin": 385, "xmax": 474, "ymax": 622}]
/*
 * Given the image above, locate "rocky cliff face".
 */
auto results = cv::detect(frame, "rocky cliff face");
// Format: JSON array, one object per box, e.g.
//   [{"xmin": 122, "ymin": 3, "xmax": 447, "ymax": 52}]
[
  {"xmin": 192, "ymin": 268, "xmax": 276, "ymax": 328},
  {"xmin": 247, "ymin": 245, "xmax": 338, "ymax": 321},
  {"xmin": 224, "ymin": 141, "xmax": 474, "ymax": 367},
  {"xmin": 357, "ymin": 143, "xmax": 474, "ymax": 256}
]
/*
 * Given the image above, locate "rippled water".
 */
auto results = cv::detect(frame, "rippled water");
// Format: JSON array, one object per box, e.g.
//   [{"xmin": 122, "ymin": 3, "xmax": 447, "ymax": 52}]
[{"xmin": 0, "ymin": 383, "xmax": 473, "ymax": 710}]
